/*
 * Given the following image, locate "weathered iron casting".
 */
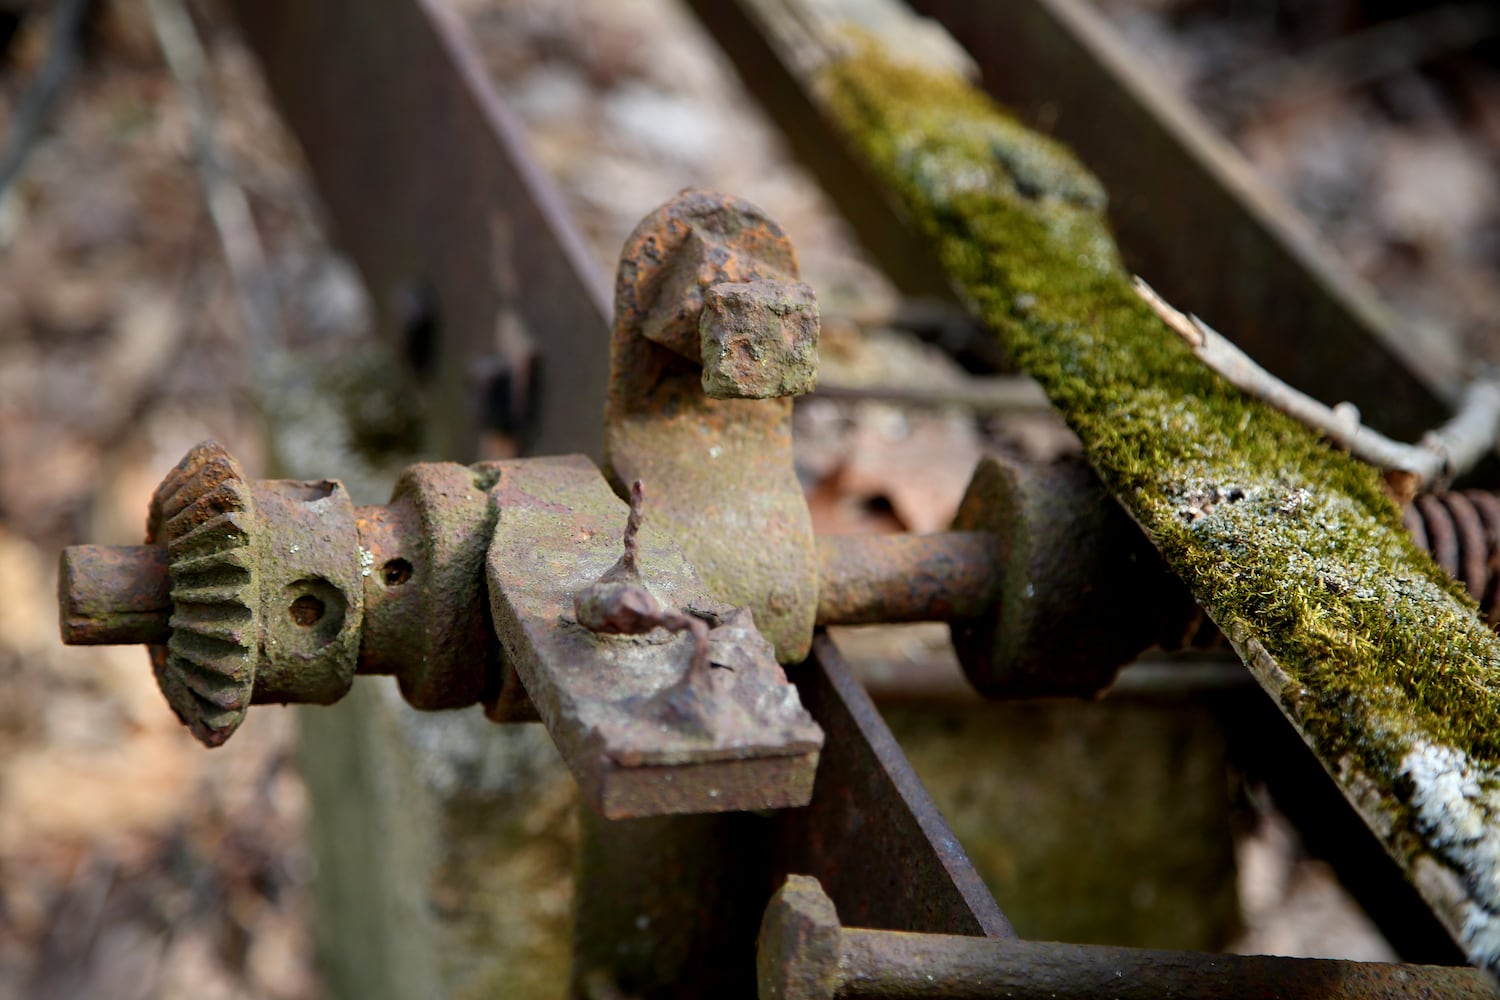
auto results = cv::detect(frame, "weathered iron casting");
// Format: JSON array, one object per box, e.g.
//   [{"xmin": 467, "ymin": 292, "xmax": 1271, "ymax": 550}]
[
  {"xmin": 758, "ymin": 875, "xmax": 1500, "ymax": 1000},
  {"xmin": 57, "ymin": 189, "xmax": 1500, "ymax": 818}
]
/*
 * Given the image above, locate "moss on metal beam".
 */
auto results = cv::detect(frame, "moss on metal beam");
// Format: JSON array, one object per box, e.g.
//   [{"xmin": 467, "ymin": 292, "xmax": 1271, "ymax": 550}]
[{"xmin": 822, "ymin": 46, "xmax": 1500, "ymax": 970}]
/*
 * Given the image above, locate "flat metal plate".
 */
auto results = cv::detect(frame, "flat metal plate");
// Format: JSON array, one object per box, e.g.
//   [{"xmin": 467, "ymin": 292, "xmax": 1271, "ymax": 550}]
[{"xmin": 483, "ymin": 455, "xmax": 822, "ymax": 819}]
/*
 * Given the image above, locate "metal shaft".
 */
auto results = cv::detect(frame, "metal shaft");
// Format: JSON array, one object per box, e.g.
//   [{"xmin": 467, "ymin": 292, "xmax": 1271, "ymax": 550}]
[
  {"xmin": 838, "ymin": 930, "xmax": 1500, "ymax": 999},
  {"xmin": 760, "ymin": 874, "xmax": 1500, "ymax": 1000},
  {"xmin": 814, "ymin": 532, "xmax": 1000, "ymax": 626},
  {"xmin": 60, "ymin": 488, "xmax": 1500, "ymax": 648},
  {"xmin": 58, "ymin": 544, "xmax": 172, "ymax": 645},
  {"xmin": 61, "ymin": 528, "xmax": 1009, "ymax": 645}
]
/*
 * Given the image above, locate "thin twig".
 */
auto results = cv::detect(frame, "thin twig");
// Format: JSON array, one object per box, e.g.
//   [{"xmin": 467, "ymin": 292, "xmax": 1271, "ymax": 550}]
[
  {"xmin": 1135, "ymin": 276, "xmax": 1500, "ymax": 491},
  {"xmin": 0, "ymin": 0, "xmax": 93, "ymax": 202},
  {"xmin": 146, "ymin": 0, "xmax": 282, "ymax": 361}
]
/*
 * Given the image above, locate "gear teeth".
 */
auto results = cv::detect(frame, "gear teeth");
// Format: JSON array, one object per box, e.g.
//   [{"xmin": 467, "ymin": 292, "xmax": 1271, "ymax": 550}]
[
  {"xmin": 147, "ymin": 441, "xmax": 259, "ymax": 746},
  {"xmin": 169, "ymin": 511, "xmax": 252, "ymax": 558}
]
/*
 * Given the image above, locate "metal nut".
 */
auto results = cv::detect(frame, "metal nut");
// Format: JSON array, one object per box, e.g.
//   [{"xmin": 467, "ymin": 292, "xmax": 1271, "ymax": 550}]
[{"xmin": 699, "ymin": 279, "xmax": 819, "ymax": 400}]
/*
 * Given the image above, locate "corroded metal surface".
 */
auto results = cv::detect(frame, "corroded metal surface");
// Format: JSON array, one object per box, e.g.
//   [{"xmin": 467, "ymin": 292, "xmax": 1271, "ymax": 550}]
[
  {"xmin": 700, "ymin": 279, "xmax": 820, "ymax": 400},
  {"xmin": 814, "ymin": 532, "xmax": 1000, "ymax": 626},
  {"xmin": 775, "ymin": 635, "xmax": 1013, "ymax": 939},
  {"xmin": 245, "ymin": 477, "xmax": 364, "ymax": 709},
  {"xmin": 1406, "ymin": 491, "xmax": 1500, "ymax": 628},
  {"xmin": 359, "ymin": 461, "xmax": 499, "ymax": 710},
  {"xmin": 63, "ymin": 442, "xmax": 1500, "ymax": 715},
  {"xmin": 948, "ymin": 452, "xmax": 1189, "ymax": 699},
  {"xmin": 605, "ymin": 190, "xmax": 819, "ymax": 663},
  {"xmin": 758, "ymin": 875, "xmax": 841, "ymax": 1000},
  {"xmin": 572, "ymin": 635, "xmax": 1011, "ymax": 999},
  {"xmin": 143, "ymin": 441, "xmax": 261, "ymax": 745},
  {"xmin": 760, "ymin": 875, "xmax": 1500, "ymax": 1000},
  {"xmin": 58, "ymin": 544, "xmax": 170, "ymax": 645},
  {"xmin": 121, "ymin": 441, "xmax": 367, "ymax": 745},
  {"xmin": 483, "ymin": 454, "xmax": 822, "ymax": 818}
]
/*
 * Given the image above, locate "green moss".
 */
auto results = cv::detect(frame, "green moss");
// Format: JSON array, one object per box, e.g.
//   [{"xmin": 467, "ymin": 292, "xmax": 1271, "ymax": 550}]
[{"xmin": 821, "ymin": 50, "xmax": 1500, "ymax": 784}]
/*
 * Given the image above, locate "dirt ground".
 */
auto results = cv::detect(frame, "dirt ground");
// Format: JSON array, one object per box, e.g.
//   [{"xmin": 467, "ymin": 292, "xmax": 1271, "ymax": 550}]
[{"xmin": 1, "ymin": 0, "xmax": 1498, "ymax": 995}]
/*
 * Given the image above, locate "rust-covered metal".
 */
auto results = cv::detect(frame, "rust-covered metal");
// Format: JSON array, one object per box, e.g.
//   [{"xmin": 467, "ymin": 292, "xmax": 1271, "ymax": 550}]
[
  {"xmin": 61, "ymin": 441, "xmax": 506, "ymax": 745},
  {"xmin": 814, "ymin": 532, "xmax": 1000, "ymax": 626},
  {"xmin": 775, "ymin": 636, "xmax": 1013, "ymax": 939},
  {"xmin": 483, "ymin": 454, "xmax": 823, "ymax": 818},
  {"xmin": 948, "ymin": 452, "xmax": 1192, "ymax": 699},
  {"xmin": 356, "ymin": 461, "xmax": 500, "ymax": 710},
  {"xmin": 132, "ymin": 440, "xmax": 366, "ymax": 746},
  {"xmin": 142, "ymin": 441, "xmax": 261, "ymax": 746},
  {"xmin": 63, "ymin": 438, "xmax": 1500, "ymax": 716},
  {"xmin": 1405, "ymin": 490, "xmax": 1500, "ymax": 628},
  {"xmin": 58, "ymin": 544, "xmax": 171, "ymax": 645},
  {"xmin": 700, "ymin": 279, "xmax": 820, "ymax": 400},
  {"xmin": 605, "ymin": 190, "xmax": 820, "ymax": 663},
  {"xmin": 574, "ymin": 480, "xmax": 713, "ymax": 679},
  {"xmin": 570, "ymin": 635, "xmax": 1011, "ymax": 999},
  {"xmin": 759, "ymin": 875, "xmax": 1500, "ymax": 1000}
]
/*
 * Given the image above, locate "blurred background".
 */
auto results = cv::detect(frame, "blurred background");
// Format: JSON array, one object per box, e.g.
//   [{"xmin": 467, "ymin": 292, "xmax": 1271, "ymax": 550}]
[{"xmin": 2, "ymin": 0, "xmax": 1499, "ymax": 996}]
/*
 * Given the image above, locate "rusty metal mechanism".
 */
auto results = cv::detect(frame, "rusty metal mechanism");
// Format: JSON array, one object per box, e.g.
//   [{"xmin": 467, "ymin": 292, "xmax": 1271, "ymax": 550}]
[
  {"xmin": 58, "ymin": 190, "xmax": 843, "ymax": 820},
  {"xmin": 56, "ymin": 189, "xmax": 1500, "ymax": 993},
  {"xmin": 758, "ymin": 875, "xmax": 1500, "ymax": 999}
]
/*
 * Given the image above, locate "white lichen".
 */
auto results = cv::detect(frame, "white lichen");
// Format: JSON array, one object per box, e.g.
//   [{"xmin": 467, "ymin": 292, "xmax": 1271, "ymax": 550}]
[{"xmin": 1400, "ymin": 739, "xmax": 1500, "ymax": 968}]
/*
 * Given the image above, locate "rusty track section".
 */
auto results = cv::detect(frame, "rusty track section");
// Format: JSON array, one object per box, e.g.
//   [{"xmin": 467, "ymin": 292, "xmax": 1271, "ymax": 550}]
[
  {"xmin": 229, "ymin": 0, "xmax": 611, "ymax": 461},
  {"xmin": 761, "ymin": 875, "xmax": 1500, "ymax": 999}
]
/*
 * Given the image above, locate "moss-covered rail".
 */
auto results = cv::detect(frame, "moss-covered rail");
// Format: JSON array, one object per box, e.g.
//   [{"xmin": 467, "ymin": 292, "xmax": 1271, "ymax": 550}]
[{"xmin": 809, "ymin": 37, "xmax": 1500, "ymax": 974}]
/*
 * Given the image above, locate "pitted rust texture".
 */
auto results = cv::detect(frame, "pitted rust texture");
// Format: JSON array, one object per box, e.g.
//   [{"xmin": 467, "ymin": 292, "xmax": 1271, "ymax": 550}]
[
  {"xmin": 700, "ymin": 278, "xmax": 819, "ymax": 400},
  {"xmin": 358, "ymin": 461, "xmax": 500, "ymax": 710},
  {"xmin": 814, "ymin": 532, "xmax": 1001, "ymax": 626},
  {"xmin": 605, "ymin": 189, "xmax": 819, "ymax": 663},
  {"xmin": 59, "ymin": 544, "xmax": 171, "ymax": 645},
  {"xmin": 483, "ymin": 454, "xmax": 822, "ymax": 818},
  {"xmin": 246, "ymin": 478, "xmax": 364, "ymax": 708},
  {"xmin": 143, "ymin": 441, "xmax": 262, "ymax": 746},
  {"xmin": 758, "ymin": 875, "xmax": 841, "ymax": 1000},
  {"xmin": 759, "ymin": 876, "xmax": 1500, "ymax": 1000},
  {"xmin": 57, "ymin": 440, "xmax": 512, "ymax": 745},
  {"xmin": 65, "ymin": 438, "xmax": 1500, "ymax": 717},
  {"xmin": 575, "ymin": 480, "xmax": 712, "ymax": 678},
  {"xmin": 1406, "ymin": 490, "xmax": 1500, "ymax": 628},
  {"xmin": 125, "ymin": 441, "xmax": 367, "ymax": 745}
]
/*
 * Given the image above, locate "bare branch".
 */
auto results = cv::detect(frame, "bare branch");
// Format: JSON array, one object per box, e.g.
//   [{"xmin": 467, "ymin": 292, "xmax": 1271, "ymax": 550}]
[
  {"xmin": 1134, "ymin": 276, "xmax": 1500, "ymax": 491},
  {"xmin": 147, "ymin": 0, "xmax": 283, "ymax": 360}
]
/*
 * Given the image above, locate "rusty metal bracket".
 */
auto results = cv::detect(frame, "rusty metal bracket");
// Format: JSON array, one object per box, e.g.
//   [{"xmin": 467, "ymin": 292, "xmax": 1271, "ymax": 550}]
[
  {"xmin": 483, "ymin": 454, "xmax": 822, "ymax": 817},
  {"xmin": 605, "ymin": 191, "xmax": 821, "ymax": 663}
]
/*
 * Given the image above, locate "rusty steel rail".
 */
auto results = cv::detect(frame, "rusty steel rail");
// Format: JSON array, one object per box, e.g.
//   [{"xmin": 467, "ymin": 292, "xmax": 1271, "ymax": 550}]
[
  {"xmin": 572, "ymin": 635, "xmax": 1012, "ymax": 997},
  {"xmin": 760, "ymin": 875, "xmax": 1500, "ymax": 1000}
]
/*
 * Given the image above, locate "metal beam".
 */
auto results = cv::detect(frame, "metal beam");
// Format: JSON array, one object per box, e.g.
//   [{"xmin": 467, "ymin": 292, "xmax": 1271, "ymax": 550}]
[{"xmin": 229, "ymin": 0, "xmax": 611, "ymax": 462}]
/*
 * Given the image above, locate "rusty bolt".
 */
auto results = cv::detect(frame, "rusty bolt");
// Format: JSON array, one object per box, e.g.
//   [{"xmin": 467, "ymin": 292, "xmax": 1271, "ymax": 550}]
[
  {"xmin": 632, "ymin": 195, "xmax": 802, "ymax": 362},
  {"xmin": 700, "ymin": 278, "xmax": 819, "ymax": 399},
  {"xmin": 574, "ymin": 480, "xmax": 711, "ymax": 678},
  {"xmin": 758, "ymin": 875, "xmax": 842, "ymax": 1000}
]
